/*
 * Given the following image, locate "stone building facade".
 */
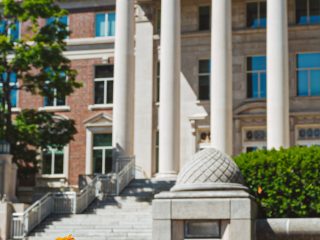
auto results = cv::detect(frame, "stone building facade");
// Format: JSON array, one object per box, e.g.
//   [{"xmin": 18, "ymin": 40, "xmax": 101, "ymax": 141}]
[{"xmin": 13, "ymin": 0, "xmax": 320, "ymax": 188}]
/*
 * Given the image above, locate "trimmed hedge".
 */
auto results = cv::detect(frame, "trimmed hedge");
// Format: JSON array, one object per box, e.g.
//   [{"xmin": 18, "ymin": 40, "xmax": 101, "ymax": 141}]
[{"xmin": 234, "ymin": 146, "xmax": 320, "ymax": 218}]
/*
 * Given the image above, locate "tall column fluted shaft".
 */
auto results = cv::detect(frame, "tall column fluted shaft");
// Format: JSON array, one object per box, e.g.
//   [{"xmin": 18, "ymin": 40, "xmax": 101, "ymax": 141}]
[
  {"xmin": 113, "ymin": 0, "xmax": 135, "ymax": 158},
  {"xmin": 210, "ymin": 0, "xmax": 233, "ymax": 155},
  {"xmin": 267, "ymin": 0, "xmax": 290, "ymax": 149},
  {"xmin": 158, "ymin": 0, "xmax": 181, "ymax": 178}
]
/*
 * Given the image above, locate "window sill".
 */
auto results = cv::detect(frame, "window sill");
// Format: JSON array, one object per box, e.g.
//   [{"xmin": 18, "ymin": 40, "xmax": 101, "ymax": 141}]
[
  {"xmin": 196, "ymin": 100, "xmax": 210, "ymax": 105},
  {"xmin": 38, "ymin": 174, "xmax": 66, "ymax": 179},
  {"xmin": 12, "ymin": 107, "xmax": 21, "ymax": 113},
  {"xmin": 88, "ymin": 104, "xmax": 113, "ymax": 111},
  {"xmin": 66, "ymin": 36, "xmax": 115, "ymax": 46},
  {"xmin": 38, "ymin": 106, "xmax": 71, "ymax": 112}
]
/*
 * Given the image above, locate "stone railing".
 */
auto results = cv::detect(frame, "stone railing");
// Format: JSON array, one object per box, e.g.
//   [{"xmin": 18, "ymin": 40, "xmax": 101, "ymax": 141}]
[{"xmin": 11, "ymin": 156, "xmax": 135, "ymax": 239}]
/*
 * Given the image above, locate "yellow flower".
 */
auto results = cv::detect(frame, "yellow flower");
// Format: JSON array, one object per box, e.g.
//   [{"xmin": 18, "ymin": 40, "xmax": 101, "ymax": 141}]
[{"xmin": 56, "ymin": 235, "xmax": 75, "ymax": 240}]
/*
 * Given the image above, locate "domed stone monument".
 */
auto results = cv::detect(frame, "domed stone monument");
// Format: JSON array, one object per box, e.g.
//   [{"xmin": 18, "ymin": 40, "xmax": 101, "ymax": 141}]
[
  {"xmin": 153, "ymin": 148, "xmax": 257, "ymax": 240},
  {"xmin": 172, "ymin": 148, "xmax": 245, "ymax": 192}
]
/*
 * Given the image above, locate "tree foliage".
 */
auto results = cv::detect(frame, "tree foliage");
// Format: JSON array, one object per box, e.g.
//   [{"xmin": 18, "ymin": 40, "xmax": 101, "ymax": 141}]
[
  {"xmin": 0, "ymin": 0, "xmax": 81, "ymax": 173},
  {"xmin": 234, "ymin": 146, "xmax": 320, "ymax": 218}
]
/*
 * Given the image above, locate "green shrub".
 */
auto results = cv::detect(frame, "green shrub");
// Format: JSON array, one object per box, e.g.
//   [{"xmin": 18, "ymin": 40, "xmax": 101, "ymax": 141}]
[{"xmin": 234, "ymin": 146, "xmax": 320, "ymax": 218}]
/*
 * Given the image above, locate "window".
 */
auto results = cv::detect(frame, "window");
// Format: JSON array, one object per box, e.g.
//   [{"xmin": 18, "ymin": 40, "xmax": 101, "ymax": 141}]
[
  {"xmin": 242, "ymin": 128, "xmax": 267, "ymax": 153},
  {"xmin": 296, "ymin": 126, "xmax": 320, "ymax": 146},
  {"xmin": 93, "ymin": 133, "xmax": 112, "ymax": 174},
  {"xmin": 296, "ymin": 53, "xmax": 320, "ymax": 96},
  {"xmin": 44, "ymin": 71, "xmax": 66, "ymax": 107},
  {"xmin": 47, "ymin": 15, "xmax": 68, "ymax": 26},
  {"xmin": 198, "ymin": 60, "xmax": 210, "ymax": 100},
  {"xmin": 155, "ymin": 131, "xmax": 159, "ymax": 173},
  {"xmin": 0, "ymin": 72, "xmax": 18, "ymax": 108},
  {"xmin": 156, "ymin": 9, "xmax": 161, "ymax": 34},
  {"xmin": 95, "ymin": 13, "xmax": 116, "ymax": 37},
  {"xmin": 42, "ymin": 147, "xmax": 65, "ymax": 175},
  {"xmin": 246, "ymin": 1, "xmax": 267, "ymax": 28},
  {"xmin": 94, "ymin": 65, "xmax": 114, "ymax": 105},
  {"xmin": 296, "ymin": 0, "xmax": 320, "ymax": 24},
  {"xmin": 0, "ymin": 20, "xmax": 20, "ymax": 40},
  {"xmin": 199, "ymin": 6, "xmax": 211, "ymax": 31},
  {"xmin": 247, "ymin": 56, "xmax": 266, "ymax": 98}
]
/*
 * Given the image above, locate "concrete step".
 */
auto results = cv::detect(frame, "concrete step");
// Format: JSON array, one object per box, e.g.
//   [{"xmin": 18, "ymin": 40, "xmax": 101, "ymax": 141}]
[{"xmin": 27, "ymin": 179, "xmax": 175, "ymax": 240}]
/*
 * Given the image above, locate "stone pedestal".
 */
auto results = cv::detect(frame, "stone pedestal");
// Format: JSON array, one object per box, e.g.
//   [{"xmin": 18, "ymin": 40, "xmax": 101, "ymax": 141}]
[
  {"xmin": 0, "ymin": 202, "xmax": 14, "ymax": 240},
  {"xmin": 0, "ymin": 154, "xmax": 17, "ymax": 202},
  {"xmin": 153, "ymin": 190, "xmax": 257, "ymax": 240},
  {"xmin": 153, "ymin": 148, "xmax": 257, "ymax": 240}
]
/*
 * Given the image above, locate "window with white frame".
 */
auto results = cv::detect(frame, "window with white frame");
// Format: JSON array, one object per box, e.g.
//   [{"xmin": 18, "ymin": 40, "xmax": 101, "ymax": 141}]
[
  {"xmin": 95, "ymin": 12, "xmax": 116, "ymax": 37},
  {"xmin": 0, "ymin": 72, "xmax": 18, "ymax": 108},
  {"xmin": 0, "ymin": 20, "xmax": 20, "ymax": 40},
  {"xmin": 94, "ymin": 65, "xmax": 114, "ymax": 105},
  {"xmin": 198, "ymin": 59, "xmax": 211, "ymax": 100},
  {"xmin": 242, "ymin": 128, "xmax": 267, "ymax": 152},
  {"xmin": 42, "ymin": 147, "xmax": 66, "ymax": 175},
  {"xmin": 92, "ymin": 133, "xmax": 113, "ymax": 174},
  {"xmin": 246, "ymin": 1, "xmax": 267, "ymax": 28},
  {"xmin": 44, "ymin": 71, "xmax": 66, "ymax": 107},
  {"xmin": 247, "ymin": 56, "xmax": 267, "ymax": 99},
  {"xmin": 296, "ymin": 53, "xmax": 320, "ymax": 96},
  {"xmin": 296, "ymin": 0, "xmax": 320, "ymax": 25},
  {"xmin": 296, "ymin": 126, "xmax": 320, "ymax": 146}
]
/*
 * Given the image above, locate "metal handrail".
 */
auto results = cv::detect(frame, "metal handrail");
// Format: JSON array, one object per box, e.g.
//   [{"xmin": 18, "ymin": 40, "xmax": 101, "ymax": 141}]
[{"xmin": 11, "ymin": 156, "xmax": 135, "ymax": 239}]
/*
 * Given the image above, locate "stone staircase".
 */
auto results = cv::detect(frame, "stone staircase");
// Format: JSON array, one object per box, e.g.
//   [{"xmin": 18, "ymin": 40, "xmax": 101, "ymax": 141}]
[{"xmin": 26, "ymin": 179, "xmax": 175, "ymax": 240}]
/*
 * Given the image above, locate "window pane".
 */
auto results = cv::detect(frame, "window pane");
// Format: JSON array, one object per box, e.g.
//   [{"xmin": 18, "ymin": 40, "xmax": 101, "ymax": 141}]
[
  {"xmin": 296, "ymin": 0, "xmax": 308, "ymax": 24},
  {"xmin": 247, "ymin": 56, "xmax": 266, "ymax": 71},
  {"xmin": 247, "ymin": 3, "xmax": 259, "ymax": 28},
  {"xmin": 260, "ymin": 73, "xmax": 267, "ymax": 98},
  {"xmin": 95, "ymin": 65, "xmax": 114, "ymax": 78},
  {"xmin": 310, "ymin": 0, "xmax": 320, "ymax": 23},
  {"xmin": 247, "ymin": 73, "xmax": 259, "ymax": 98},
  {"xmin": 56, "ymin": 96, "xmax": 66, "ymax": 106},
  {"xmin": 199, "ymin": 76, "xmax": 210, "ymax": 100},
  {"xmin": 96, "ymin": 13, "xmax": 106, "ymax": 37},
  {"xmin": 199, "ymin": 6, "xmax": 210, "ymax": 31},
  {"xmin": 246, "ymin": 147, "xmax": 258, "ymax": 153},
  {"xmin": 259, "ymin": 2, "xmax": 267, "ymax": 27},
  {"xmin": 311, "ymin": 70, "xmax": 320, "ymax": 95},
  {"xmin": 93, "ymin": 134, "xmax": 112, "ymax": 147},
  {"xmin": 297, "ymin": 70, "xmax": 309, "ymax": 96},
  {"xmin": 106, "ymin": 81, "xmax": 113, "ymax": 104},
  {"xmin": 105, "ymin": 149, "xmax": 113, "ymax": 173},
  {"xmin": 60, "ymin": 16, "xmax": 68, "ymax": 26},
  {"xmin": 44, "ymin": 96, "xmax": 54, "ymax": 107},
  {"xmin": 43, "ymin": 152, "xmax": 52, "ymax": 174},
  {"xmin": 107, "ymin": 13, "xmax": 116, "ymax": 36},
  {"xmin": 54, "ymin": 151, "xmax": 64, "ymax": 174},
  {"xmin": 0, "ymin": 21, "xmax": 6, "ymax": 35},
  {"xmin": 297, "ymin": 53, "xmax": 320, "ymax": 68},
  {"xmin": 11, "ymin": 89, "xmax": 17, "ymax": 108},
  {"xmin": 94, "ymin": 81, "xmax": 105, "ymax": 104},
  {"xmin": 199, "ymin": 60, "xmax": 210, "ymax": 74},
  {"xmin": 93, "ymin": 150, "xmax": 103, "ymax": 174},
  {"xmin": 11, "ymin": 22, "xmax": 19, "ymax": 40}
]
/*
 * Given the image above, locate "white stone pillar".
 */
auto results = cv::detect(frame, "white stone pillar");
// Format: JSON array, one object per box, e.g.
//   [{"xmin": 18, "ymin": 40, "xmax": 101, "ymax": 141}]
[
  {"xmin": 158, "ymin": 0, "xmax": 181, "ymax": 178},
  {"xmin": 267, "ymin": 0, "xmax": 290, "ymax": 149},
  {"xmin": 113, "ymin": 0, "xmax": 135, "ymax": 157},
  {"xmin": 134, "ymin": 5, "xmax": 154, "ymax": 178},
  {"xmin": 210, "ymin": 0, "xmax": 233, "ymax": 155}
]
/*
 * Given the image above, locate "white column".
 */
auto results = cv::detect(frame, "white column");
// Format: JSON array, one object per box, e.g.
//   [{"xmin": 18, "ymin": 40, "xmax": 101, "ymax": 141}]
[
  {"xmin": 134, "ymin": 5, "xmax": 154, "ymax": 178},
  {"xmin": 158, "ymin": 0, "xmax": 181, "ymax": 178},
  {"xmin": 267, "ymin": 0, "xmax": 290, "ymax": 149},
  {"xmin": 210, "ymin": 0, "xmax": 233, "ymax": 155},
  {"xmin": 113, "ymin": 0, "xmax": 135, "ymax": 157}
]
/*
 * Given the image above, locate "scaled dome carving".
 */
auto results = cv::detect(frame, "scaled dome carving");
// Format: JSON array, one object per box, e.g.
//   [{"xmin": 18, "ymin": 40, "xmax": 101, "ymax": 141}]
[{"xmin": 171, "ymin": 148, "xmax": 245, "ymax": 192}]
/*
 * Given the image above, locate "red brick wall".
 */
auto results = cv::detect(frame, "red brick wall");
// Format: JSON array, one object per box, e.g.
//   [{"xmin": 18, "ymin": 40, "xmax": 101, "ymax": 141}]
[{"xmin": 69, "ymin": 12, "xmax": 95, "ymax": 38}]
